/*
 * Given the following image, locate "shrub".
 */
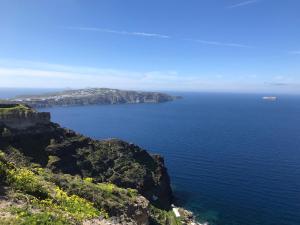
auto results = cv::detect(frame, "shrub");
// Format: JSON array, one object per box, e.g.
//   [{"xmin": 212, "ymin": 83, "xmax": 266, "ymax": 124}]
[
  {"xmin": 83, "ymin": 177, "xmax": 93, "ymax": 183},
  {"xmin": 8, "ymin": 207, "xmax": 69, "ymax": 225},
  {"xmin": 6, "ymin": 168, "xmax": 49, "ymax": 199},
  {"xmin": 52, "ymin": 187, "xmax": 100, "ymax": 221}
]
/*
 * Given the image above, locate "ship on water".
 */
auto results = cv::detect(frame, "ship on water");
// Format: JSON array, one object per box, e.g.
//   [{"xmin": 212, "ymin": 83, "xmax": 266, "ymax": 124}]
[{"xmin": 262, "ymin": 96, "xmax": 277, "ymax": 101}]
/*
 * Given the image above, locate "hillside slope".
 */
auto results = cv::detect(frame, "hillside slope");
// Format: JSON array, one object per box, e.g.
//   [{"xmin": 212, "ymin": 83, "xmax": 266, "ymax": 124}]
[{"xmin": 0, "ymin": 104, "xmax": 186, "ymax": 225}]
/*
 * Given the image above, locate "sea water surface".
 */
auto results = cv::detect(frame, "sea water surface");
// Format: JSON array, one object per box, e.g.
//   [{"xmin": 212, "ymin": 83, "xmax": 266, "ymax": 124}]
[{"xmin": 1, "ymin": 89, "xmax": 300, "ymax": 225}]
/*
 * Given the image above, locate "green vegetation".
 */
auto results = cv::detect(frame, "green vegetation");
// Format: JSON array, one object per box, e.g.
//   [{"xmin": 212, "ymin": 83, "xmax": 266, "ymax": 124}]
[
  {"xmin": 0, "ymin": 113, "xmax": 172, "ymax": 209},
  {"xmin": 0, "ymin": 104, "xmax": 33, "ymax": 113},
  {"xmin": 167, "ymin": 211, "xmax": 182, "ymax": 225},
  {"xmin": 0, "ymin": 149, "xmax": 169, "ymax": 224},
  {"xmin": 48, "ymin": 173, "xmax": 140, "ymax": 218},
  {"xmin": 149, "ymin": 206, "xmax": 182, "ymax": 225},
  {"xmin": 0, "ymin": 104, "xmax": 33, "ymax": 115},
  {"xmin": 0, "ymin": 123, "xmax": 172, "ymax": 209},
  {"xmin": 0, "ymin": 150, "xmax": 106, "ymax": 224},
  {"xmin": 7, "ymin": 167, "xmax": 49, "ymax": 198},
  {"xmin": 7, "ymin": 208, "xmax": 70, "ymax": 225}
]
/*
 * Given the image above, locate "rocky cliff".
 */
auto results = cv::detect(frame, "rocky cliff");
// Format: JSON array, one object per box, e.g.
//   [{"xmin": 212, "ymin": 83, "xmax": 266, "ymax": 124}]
[
  {"xmin": 0, "ymin": 118, "xmax": 173, "ymax": 207},
  {"xmin": 0, "ymin": 104, "xmax": 177, "ymax": 224},
  {"xmin": 0, "ymin": 104, "xmax": 50, "ymax": 129}
]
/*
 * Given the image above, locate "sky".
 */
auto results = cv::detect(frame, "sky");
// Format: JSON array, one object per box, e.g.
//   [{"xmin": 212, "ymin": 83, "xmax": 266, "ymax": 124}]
[{"xmin": 0, "ymin": 0, "xmax": 300, "ymax": 93}]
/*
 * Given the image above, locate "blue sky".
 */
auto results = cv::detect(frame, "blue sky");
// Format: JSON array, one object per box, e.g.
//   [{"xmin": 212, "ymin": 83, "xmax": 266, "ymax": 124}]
[{"xmin": 0, "ymin": 0, "xmax": 299, "ymax": 93}]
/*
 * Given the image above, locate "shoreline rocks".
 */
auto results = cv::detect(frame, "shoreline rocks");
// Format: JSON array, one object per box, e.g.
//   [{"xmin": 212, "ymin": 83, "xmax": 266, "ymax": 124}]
[{"xmin": 171, "ymin": 205, "xmax": 208, "ymax": 225}]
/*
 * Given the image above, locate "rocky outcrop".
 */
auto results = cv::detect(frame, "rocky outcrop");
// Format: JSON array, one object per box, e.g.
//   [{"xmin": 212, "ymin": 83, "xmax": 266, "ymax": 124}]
[
  {"xmin": 108, "ymin": 195, "xmax": 150, "ymax": 225},
  {"xmin": 0, "ymin": 104, "xmax": 50, "ymax": 129}
]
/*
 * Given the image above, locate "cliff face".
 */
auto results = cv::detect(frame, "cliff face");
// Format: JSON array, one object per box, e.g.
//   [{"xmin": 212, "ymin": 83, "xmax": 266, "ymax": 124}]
[
  {"xmin": 0, "ymin": 110, "xmax": 50, "ymax": 129},
  {"xmin": 0, "ymin": 110, "xmax": 172, "ymax": 210},
  {"xmin": 0, "ymin": 104, "xmax": 50, "ymax": 129}
]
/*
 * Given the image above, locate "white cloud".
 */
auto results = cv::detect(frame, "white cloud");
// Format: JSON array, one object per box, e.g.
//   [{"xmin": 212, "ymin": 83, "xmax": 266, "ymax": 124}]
[
  {"xmin": 227, "ymin": 0, "xmax": 259, "ymax": 9},
  {"xmin": 0, "ymin": 60, "xmax": 207, "ymax": 91},
  {"xmin": 65, "ymin": 27, "xmax": 170, "ymax": 39},
  {"xmin": 1, "ymin": 59, "xmax": 299, "ymax": 94},
  {"xmin": 64, "ymin": 26, "xmax": 254, "ymax": 49},
  {"xmin": 0, "ymin": 68, "xmax": 74, "ymax": 79},
  {"xmin": 0, "ymin": 60, "xmax": 245, "ymax": 92},
  {"xmin": 186, "ymin": 39, "xmax": 252, "ymax": 48}
]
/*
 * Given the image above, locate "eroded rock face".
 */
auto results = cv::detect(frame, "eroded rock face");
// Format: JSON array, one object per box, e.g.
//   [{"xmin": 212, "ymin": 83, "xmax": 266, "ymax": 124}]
[
  {"xmin": 108, "ymin": 196, "xmax": 150, "ymax": 225},
  {"xmin": 0, "ymin": 111, "xmax": 50, "ymax": 129},
  {"xmin": 146, "ymin": 154, "xmax": 173, "ymax": 209},
  {"xmin": 0, "ymin": 104, "xmax": 50, "ymax": 129}
]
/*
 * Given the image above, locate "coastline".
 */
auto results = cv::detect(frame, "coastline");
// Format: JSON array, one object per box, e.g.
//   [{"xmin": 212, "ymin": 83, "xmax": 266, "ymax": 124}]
[
  {"xmin": 0, "ymin": 103, "xmax": 198, "ymax": 225},
  {"xmin": 171, "ymin": 205, "xmax": 208, "ymax": 225}
]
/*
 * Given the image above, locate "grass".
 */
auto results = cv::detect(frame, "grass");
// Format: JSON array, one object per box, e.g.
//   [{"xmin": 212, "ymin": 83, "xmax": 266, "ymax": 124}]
[
  {"xmin": 0, "ymin": 149, "xmax": 149, "ymax": 224},
  {"xmin": 0, "ymin": 142, "xmax": 181, "ymax": 225},
  {"xmin": 0, "ymin": 150, "xmax": 106, "ymax": 224},
  {"xmin": 7, "ymin": 208, "xmax": 69, "ymax": 225},
  {"xmin": 168, "ymin": 211, "xmax": 182, "ymax": 225},
  {"xmin": 0, "ymin": 104, "xmax": 33, "ymax": 115},
  {"xmin": 149, "ymin": 205, "xmax": 183, "ymax": 225}
]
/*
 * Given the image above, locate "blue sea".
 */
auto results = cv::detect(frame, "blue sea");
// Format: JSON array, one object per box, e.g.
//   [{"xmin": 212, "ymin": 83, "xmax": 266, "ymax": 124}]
[{"xmin": 1, "ymin": 89, "xmax": 300, "ymax": 225}]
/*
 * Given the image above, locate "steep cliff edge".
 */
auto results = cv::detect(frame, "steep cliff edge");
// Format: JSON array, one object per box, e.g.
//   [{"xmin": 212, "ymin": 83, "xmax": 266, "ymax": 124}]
[
  {"xmin": 0, "ymin": 104, "xmax": 177, "ymax": 224},
  {"xmin": 0, "ymin": 104, "xmax": 50, "ymax": 129},
  {"xmin": 0, "ymin": 104, "xmax": 200, "ymax": 225}
]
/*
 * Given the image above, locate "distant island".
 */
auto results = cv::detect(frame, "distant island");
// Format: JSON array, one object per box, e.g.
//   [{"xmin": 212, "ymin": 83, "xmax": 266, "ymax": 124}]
[{"xmin": 4, "ymin": 88, "xmax": 180, "ymax": 108}]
